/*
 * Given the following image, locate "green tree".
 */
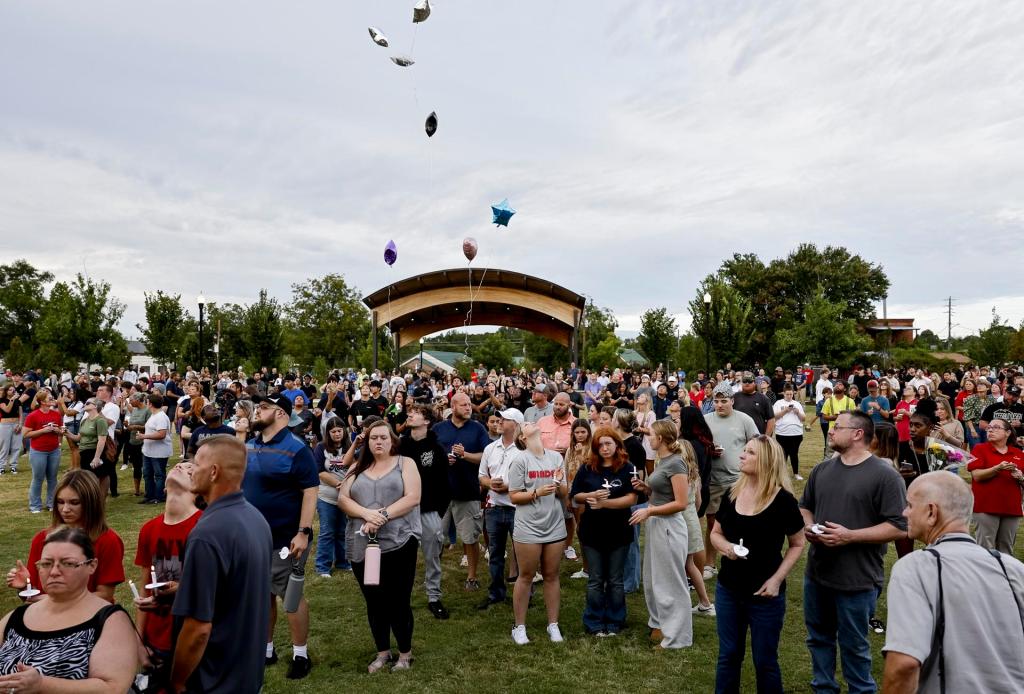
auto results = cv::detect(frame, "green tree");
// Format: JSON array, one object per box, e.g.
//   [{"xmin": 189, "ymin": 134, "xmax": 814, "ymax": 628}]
[
  {"xmin": 969, "ymin": 310, "xmax": 1014, "ymax": 367},
  {"xmin": 205, "ymin": 303, "xmax": 247, "ymax": 372},
  {"xmin": 771, "ymin": 290, "xmax": 872, "ymax": 366},
  {"xmin": 284, "ymin": 274, "xmax": 370, "ymax": 369},
  {"xmin": 523, "ymin": 333, "xmax": 569, "ymax": 370},
  {"xmin": 674, "ymin": 333, "xmax": 708, "ymax": 376},
  {"xmin": 1009, "ymin": 322, "xmax": 1024, "ymax": 364},
  {"xmin": 688, "ymin": 278, "xmax": 755, "ymax": 368},
  {"xmin": 35, "ymin": 274, "xmax": 127, "ymax": 368},
  {"xmin": 0, "ymin": 260, "xmax": 53, "ymax": 362},
  {"xmin": 3, "ymin": 336, "xmax": 36, "ymax": 374},
  {"xmin": 915, "ymin": 329, "xmax": 941, "ymax": 350},
  {"xmin": 588, "ymin": 335, "xmax": 623, "ymax": 371},
  {"xmin": 470, "ymin": 332, "xmax": 516, "ymax": 372},
  {"xmin": 638, "ymin": 308, "xmax": 676, "ymax": 370},
  {"xmin": 137, "ymin": 291, "xmax": 187, "ymax": 368},
  {"xmin": 581, "ymin": 302, "xmax": 618, "ymax": 369},
  {"xmin": 715, "ymin": 244, "xmax": 889, "ymax": 361},
  {"xmin": 241, "ymin": 290, "xmax": 285, "ymax": 370}
]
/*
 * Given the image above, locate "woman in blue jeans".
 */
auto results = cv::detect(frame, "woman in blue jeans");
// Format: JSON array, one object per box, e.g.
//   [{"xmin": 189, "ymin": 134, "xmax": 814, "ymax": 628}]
[
  {"xmin": 710, "ymin": 435, "xmax": 805, "ymax": 693},
  {"xmin": 569, "ymin": 426, "xmax": 640, "ymax": 636},
  {"xmin": 315, "ymin": 417, "xmax": 351, "ymax": 576},
  {"xmin": 22, "ymin": 391, "xmax": 64, "ymax": 512}
]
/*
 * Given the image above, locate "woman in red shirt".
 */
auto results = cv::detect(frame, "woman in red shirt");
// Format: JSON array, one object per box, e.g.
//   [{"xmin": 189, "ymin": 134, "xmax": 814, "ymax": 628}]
[
  {"xmin": 893, "ymin": 386, "xmax": 918, "ymax": 443},
  {"xmin": 4, "ymin": 469, "xmax": 125, "ymax": 602},
  {"xmin": 968, "ymin": 420, "xmax": 1024, "ymax": 556},
  {"xmin": 22, "ymin": 390, "xmax": 64, "ymax": 513}
]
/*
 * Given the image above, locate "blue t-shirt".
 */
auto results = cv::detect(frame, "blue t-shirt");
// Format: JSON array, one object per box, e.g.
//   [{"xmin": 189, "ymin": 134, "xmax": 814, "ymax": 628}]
[
  {"xmin": 242, "ymin": 428, "xmax": 320, "ymax": 547},
  {"xmin": 280, "ymin": 388, "xmax": 305, "ymax": 404},
  {"xmin": 859, "ymin": 395, "xmax": 890, "ymax": 423},
  {"xmin": 432, "ymin": 418, "xmax": 492, "ymax": 501},
  {"xmin": 172, "ymin": 492, "xmax": 271, "ymax": 694}
]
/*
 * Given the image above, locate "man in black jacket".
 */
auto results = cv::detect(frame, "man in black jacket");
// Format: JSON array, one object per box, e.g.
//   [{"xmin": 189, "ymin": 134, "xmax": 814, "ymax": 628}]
[{"xmin": 400, "ymin": 404, "xmax": 452, "ymax": 620}]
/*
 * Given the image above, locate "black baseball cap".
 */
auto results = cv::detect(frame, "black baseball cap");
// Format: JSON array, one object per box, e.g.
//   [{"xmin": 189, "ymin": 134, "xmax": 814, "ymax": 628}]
[{"xmin": 252, "ymin": 394, "xmax": 302, "ymax": 426}]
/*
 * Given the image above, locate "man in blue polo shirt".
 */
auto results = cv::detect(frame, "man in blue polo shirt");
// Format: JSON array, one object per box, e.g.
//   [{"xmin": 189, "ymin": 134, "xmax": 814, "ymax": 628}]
[
  {"xmin": 433, "ymin": 392, "xmax": 492, "ymax": 590},
  {"xmin": 279, "ymin": 374, "xmax": 305, "ymax": 404},
  {"xmin": 243, "ymin": 394, "xmax": 319, "ymax": 680}
]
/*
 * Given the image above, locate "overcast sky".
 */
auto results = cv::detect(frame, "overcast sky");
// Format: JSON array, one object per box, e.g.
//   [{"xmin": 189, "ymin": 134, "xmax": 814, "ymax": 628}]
[{"xmin": 3, "ymin": 1, "xmax": 1023, "ymax": 342}]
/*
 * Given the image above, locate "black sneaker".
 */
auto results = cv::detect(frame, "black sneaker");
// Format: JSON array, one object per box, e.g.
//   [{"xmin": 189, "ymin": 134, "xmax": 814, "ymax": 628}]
[
  {"xmin": 286, "ymin": 655, "xmax": 312, "ymax": 680},
  {"xmin": 868, "ymin": 618, "xmax": 885, "ymax": 634},
  {"xmin": 477, "ymin": 596, "xmax": 503, "ymax": 611},
  {"xmin": 428, "ymin": 601, "xmax": 450, "ymax": 619},
  {"xmin": 265, "ymin": 648, "xmax": 278, "ymax": 666}
]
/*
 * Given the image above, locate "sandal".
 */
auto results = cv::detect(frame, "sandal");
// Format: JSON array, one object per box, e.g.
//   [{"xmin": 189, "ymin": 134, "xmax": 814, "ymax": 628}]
[
  {"xmin": 367, "ymin": 652, "xmax": 393, "ymax": 673},
  {"xmin": 392, "ymin": 654, "xmax": 414, "ymax": 671}
]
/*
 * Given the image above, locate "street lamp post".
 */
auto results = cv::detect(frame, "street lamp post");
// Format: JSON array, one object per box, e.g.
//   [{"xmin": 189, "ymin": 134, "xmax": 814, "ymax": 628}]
[
  {"xmin": 419, "ymin": 338, "xmax": 425, "ymax": 371},
  {"xmin": 703, "ymin": 292, "xmax": 712, "ymax": 377},
  {"xmin": 197, "ymin": 293, "xmax": 206, "ymax": 371}
]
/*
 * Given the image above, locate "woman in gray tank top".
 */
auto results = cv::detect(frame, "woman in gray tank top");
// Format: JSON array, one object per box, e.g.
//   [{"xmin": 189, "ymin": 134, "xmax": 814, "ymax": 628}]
[{"xmin": 339, "ymin": 420, "xmax": 422, "ymax": 672}]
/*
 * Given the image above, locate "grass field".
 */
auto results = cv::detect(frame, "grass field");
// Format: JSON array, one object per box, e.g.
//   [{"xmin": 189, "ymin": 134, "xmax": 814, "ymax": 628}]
[{"xmin": 1, "ymin": 414, "xmax": 1021, "ymax": 693}]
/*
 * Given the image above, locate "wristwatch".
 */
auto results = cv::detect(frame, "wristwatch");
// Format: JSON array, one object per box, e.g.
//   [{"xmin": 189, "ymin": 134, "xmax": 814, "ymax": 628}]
[{"xmin": 299, "ymin": 526, "xmax": 313, "ymax": 538}]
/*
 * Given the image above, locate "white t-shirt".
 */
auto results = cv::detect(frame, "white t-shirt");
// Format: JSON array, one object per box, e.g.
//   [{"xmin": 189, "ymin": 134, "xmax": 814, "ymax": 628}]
[
  {"xmin": 772, "ymin": 398, "xmax": 805, "ymax": 436},
  {"xmin": 142, "ymin": 410, "xmax": 173, "ymax": 458},
  {"xmin": 100, "ymin": 402, "xmax": 121, "ymax": 440},
  {"xmin": 815, "ymin": 377, "xmax": 834, "ymax": 403},
  {"xmin": 478, "ymin": 438, "xmax": 518, "ymax": 507}
]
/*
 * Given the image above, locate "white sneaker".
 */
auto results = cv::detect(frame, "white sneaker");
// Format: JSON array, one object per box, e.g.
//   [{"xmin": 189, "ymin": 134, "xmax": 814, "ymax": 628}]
[
  {"xmin": 546, "ymin": 623, "xmax": 564, "ymax": 643},
  {"xmin": 532, "ymin": 573, "xmax": 543, "ymax": 584},
  {"xmin": 702, "ymin": 565, "xmax": 716, "ymax": 580},
  {"xmin": 460, "ymin": 555, "xmax": 468, "ymax": 567},
  {"xmin": 319, "ymin": 573, "xmax": 332, "ymax": 579},
  {"xmin": 693, "ymin": 603, "xmax": 716, "ymax": 616},
  {"xmin": 120, "ymin": 464, "xmax": 128, "ymax": 471},
  {"xmin": 795, "ymin": 474, "xmax": 804, "ymax": 481},
  {"xmin": 511, "ymin": 625, "xmax": 529, "ymax": 645},
  {"xmin": 570, "ymin": 569, "xmax": 589, "ymax": 579},
  {"xmin": 564, "ymin": 546, "xmax": 578, "ymax": 561},
  {"xmin": 484, "ymin": 549, "xmax": 490, "ymax": 560}
]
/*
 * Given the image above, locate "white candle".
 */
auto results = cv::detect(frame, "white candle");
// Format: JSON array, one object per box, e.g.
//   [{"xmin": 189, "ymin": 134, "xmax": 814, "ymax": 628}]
[
  {"xmin": 150, "ymin": 565, "xmax": 158, "ymax": 586},
  {"xmin": 129, "ymin": 580, "xmax": 141, "ymax": 600}
]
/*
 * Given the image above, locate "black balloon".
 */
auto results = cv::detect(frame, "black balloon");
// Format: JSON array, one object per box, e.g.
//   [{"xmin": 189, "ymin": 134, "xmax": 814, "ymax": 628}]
[{"xmin": 425, "ymin": 111, "xmax": 438, "ymax": 137}]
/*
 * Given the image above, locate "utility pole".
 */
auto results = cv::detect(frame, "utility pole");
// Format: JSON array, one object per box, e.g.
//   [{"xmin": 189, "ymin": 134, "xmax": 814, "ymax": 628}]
[{"xmin": 947, "ymin": 296, "xmax": 954, "ymax": 350}]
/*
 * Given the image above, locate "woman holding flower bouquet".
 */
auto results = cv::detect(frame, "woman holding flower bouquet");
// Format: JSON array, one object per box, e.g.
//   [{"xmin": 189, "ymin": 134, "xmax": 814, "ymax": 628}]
[{"xmin": 967, "ymin": 419, "xmax": 1024, "ymax": 555}]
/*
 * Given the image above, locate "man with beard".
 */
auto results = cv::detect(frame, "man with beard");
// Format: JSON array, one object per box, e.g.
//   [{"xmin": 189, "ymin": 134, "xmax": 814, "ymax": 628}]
[
  {"xmin": 243, "ymin": 394, "xmax": 318, "ymax": 680},
  {"xmin": 399, "ymin": 404, "xmax": 452, "ymax": 620}
]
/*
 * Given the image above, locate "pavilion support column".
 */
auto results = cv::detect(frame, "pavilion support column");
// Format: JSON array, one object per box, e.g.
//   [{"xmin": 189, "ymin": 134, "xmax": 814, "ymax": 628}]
[{"xmin": 372, "ymin": 310, "xmax": 378, "ymax": 372}]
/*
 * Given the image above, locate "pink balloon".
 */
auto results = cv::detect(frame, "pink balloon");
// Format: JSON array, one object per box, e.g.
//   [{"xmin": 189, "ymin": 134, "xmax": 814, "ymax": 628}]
[{"xmin": 462, "ymin": 237, "xmax": 478, "ymax": 262}]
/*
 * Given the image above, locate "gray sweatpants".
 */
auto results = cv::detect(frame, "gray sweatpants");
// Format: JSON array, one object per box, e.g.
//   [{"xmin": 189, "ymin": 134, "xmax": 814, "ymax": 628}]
[
  {"xmin": 420, "ymin": 510, "xmax": 444, "ymax": 602},
  {"xmin": 974, "ymin": 513, "xmax": 1021, "ymax": 556},
  {"xmin": 0, "ymin": 422, "xmax": 22, "ymax": 472},
  {"xmin": 643, "ymin": 512, "xmax": 692, "ymax": 648}
]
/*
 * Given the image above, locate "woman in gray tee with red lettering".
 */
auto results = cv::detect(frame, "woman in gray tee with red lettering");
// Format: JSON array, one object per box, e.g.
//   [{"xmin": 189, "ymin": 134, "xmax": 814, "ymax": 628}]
[{"xmin": 507, "ymin": 422, "xmax": 567, "ymax": 645}]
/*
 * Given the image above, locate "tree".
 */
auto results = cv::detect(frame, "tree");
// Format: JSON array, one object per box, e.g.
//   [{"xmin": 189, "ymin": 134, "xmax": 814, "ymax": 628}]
[
  {"xmin": 771, "ymin": 290, "xmax": 872, "ymax": 366},
  {"xmin": 284, "ymin": 274, "xmax": 370, "ymax": 369},
  {"xmin": 1009, "ymin": 322, "xmax": 1024, "ymax": 364},
  {"xmin": 35, "ymin": 274, "xmax": 127, "ymax": 369},
  {"xmin": 523, "ymin": 333, "xmax": 569, "ymax": 370},
  {"xmin": 673, "ymin": 333, "xmax": 708, "ymax": 376},
  {"xmin": 638, "ymin": 308, "xmax": 676, "ymax": 370},
  {"xmin": 0, "ymin": 260, "xmax": 53, "ymax": 360},
  {"xmin": 581, "ymin": 302, "xmax": 618, "ymax": 370},
  {"xmin": 915, "ymin": 329, "xmax": 941, "ymax": 350},
  {"xmin": 3, "ymin": 336, "xmax": 36, "ymax": 374},
  {"xmin": 241, "ymin": 290, "xmax": 285, "ymax": 370},
  {"xmin": 137, "ymin": 291, "xmax": 187, "ymax": 368},
  {"xmin": 470, "ymin": 332, "xmax": 516, "ymax": 372},
  {"xmin": 715, "ymin": 244, "xmax": 889, "ymax": 361},
  {"xmin": 969, "ymin": 310, "xmax": 1014, "ymax": 367},
  {"xmin": 688, "ymin": 278, "xmax": 755, "ymax": 368},
  {"xmin": 588, "ymin": 335, "xmax": 623, "ymax": 371}
]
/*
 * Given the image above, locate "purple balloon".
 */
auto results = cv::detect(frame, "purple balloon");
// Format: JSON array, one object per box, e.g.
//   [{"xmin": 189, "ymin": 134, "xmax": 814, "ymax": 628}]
[{"xmin": 384, "ymin": 240, "xmax": 397, "ymax": 266}]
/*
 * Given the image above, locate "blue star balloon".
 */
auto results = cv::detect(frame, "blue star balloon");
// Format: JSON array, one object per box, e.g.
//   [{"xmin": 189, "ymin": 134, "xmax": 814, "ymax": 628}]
[{"xmin": 491, "ymin": 199, "xmax": 515, "ymax": 227}]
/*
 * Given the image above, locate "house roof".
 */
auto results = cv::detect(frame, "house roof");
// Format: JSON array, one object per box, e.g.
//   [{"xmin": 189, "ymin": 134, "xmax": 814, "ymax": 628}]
[
  {"xmin": 398, "ymin": 349, "xmax": 467, "ymax": 372},
  {"xmin": 619, "ymin": 348, "xmax": 648, "ymax": 366}
]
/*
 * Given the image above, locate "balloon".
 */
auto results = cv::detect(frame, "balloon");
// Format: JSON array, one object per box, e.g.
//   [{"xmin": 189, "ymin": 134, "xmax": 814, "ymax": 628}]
[
  {"xmin": 413, "ymin": 0, "xmax": 431, "ymax": 23},
  {"xmin": 425, "ymin": 111, "xmax": 438, "ymax": 137},
  {"xmin": 462, "ymin": 237, "xmax": 478, "ymax": 262},
  {"xmin": 491, "ymin": 199, "xmax": 516, "ymax": 227},
  {"xmin": 368, "ymin": 27, "xmax": 389, "ymax": 47},
  {"xmin": 384, "ymin": 240, "xmax": 398, "ymax": 266},
  {"xmin": 390, "ymin": 56, "xmax": 415, "ymax": 67}
]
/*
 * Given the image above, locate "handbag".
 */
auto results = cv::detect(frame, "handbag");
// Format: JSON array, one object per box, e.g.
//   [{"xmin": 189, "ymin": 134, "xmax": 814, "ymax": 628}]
[{"xmin": 103, "ymin": 432, "xmax": 118, "ymax": 461}]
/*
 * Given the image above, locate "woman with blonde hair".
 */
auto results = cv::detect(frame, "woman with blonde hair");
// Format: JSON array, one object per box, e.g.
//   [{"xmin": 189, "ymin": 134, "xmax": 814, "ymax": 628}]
[
  {"xmin": 710, "ymin": 435, "xmax": 805, "ymax": 693},
  {"xmin": 634, "ymin": 393, "xmax": 657, "ymax": 470},
  {"xmin": 630, "ymin": 419, "xmax": 692, "ymax": 649},
  {"xmin": 931, "ymin": 396, "xmax": 965, "ymax": 449}
]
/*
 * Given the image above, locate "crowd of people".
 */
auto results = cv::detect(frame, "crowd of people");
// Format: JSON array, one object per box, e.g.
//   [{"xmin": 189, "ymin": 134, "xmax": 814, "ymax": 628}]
[{"xmin": 0, "ymin": 360, "xmax": 1022, "ymax": 693}]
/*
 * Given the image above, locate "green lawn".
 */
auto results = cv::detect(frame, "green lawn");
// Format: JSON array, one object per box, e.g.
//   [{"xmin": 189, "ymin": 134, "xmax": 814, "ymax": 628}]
[{"xmin": 1, "ymin": 417, "xmax": 1020, "ymax": 693}]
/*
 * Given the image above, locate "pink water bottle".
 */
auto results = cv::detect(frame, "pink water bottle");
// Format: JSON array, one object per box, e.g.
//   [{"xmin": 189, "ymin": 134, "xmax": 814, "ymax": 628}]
[{"xmin": 364, "ymin": 535, "xmax": 381, "ymax": 586}]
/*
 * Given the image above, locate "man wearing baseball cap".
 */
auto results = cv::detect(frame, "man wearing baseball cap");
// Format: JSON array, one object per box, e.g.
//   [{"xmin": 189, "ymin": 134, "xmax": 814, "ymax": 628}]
[
  {"xmin": 243, "ymin": 394, "xmax": 319, "ymax": 679},
  {"xmin": 980, "ymin": 384, "xmax": 1024, "ymax": 435},
  {"xmin": 477, "ymin": 408, "xmax": 524, "ymax": 610},
  {"xmin": 859, "ymin": 380, "xmax": 891, "ymax": 424}
]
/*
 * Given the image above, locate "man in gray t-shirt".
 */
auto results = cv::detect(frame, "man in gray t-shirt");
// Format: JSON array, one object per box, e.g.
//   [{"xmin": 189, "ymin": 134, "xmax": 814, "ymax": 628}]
[
  {"xmin": 799, "ymin": 411, "xmax": 907, "ymax": 694},
  {"xmin": 883, "ymin": 472, "xmax": 1024, "ymax": 693}
]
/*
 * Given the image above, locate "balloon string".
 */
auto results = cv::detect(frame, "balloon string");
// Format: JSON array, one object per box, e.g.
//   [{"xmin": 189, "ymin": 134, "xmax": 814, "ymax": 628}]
[
  {"xmin": 410, "ymin": 23, "xmax": 418, "ymax": 57},
  {"xmin": 462, "ymin": 265, "xmax": 489, "ymax": 360}
]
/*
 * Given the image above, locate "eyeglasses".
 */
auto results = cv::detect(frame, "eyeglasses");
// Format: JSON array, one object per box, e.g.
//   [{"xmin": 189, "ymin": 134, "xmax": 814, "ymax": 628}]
[
  {"xmin": 36, "ymin": 558, "xmax": 95, "ymax": 572},
  {"xmin": 832, "ymin": 425, "xmax": 861, "ymax": 432}
]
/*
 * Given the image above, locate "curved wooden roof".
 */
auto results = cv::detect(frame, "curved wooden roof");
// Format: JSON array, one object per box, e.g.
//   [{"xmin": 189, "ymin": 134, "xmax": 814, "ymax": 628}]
[{"xmin": 363, "ymin": 268, "xmax": 586, "ymax": 349}]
